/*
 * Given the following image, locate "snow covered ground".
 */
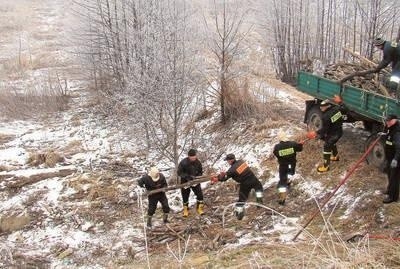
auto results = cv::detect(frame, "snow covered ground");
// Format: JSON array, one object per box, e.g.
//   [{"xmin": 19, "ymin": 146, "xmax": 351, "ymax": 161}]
[{"xmin": 0, "ymin": 0, "xmax": 395, "ymax": 268}]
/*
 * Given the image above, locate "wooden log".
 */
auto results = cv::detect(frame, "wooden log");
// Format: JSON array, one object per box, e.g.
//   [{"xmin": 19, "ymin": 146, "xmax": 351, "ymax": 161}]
[
  {"xmin": 377, "ymin": 82, "xmax": 390, "ymax": 96},
  {"xmin": 165, "ymin": 224, "xmax": 186, "ymax": 241},
  {"xmin": 339, "ymin": 69, "xmax": 390, "ymax": 96},
  {"xmin": 145, "ymin": 175, "xmax": 213, "ymax": 196},
  {"xmin": 342, "ymin": 47, "xmax": 390, "ymax": 75}
]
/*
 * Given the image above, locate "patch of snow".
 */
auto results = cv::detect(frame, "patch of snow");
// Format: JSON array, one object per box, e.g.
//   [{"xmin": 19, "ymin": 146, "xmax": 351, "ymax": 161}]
[
  {"xmin": 298, "ymin": 177, "xmax": 325, "ymax": 199},
  {"xmin": 271, "ymin": 217, "xmax": 299, "ymax": 242},
  {"xmin": 0, "ymin": 147, "xmax": 28, "ymax": 165}
]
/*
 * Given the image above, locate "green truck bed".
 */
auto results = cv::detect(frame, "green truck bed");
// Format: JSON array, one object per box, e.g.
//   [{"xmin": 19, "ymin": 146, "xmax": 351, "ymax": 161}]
[{"xmin": 297, "ymin": 71, "xmax": 400, "ymax": 123}]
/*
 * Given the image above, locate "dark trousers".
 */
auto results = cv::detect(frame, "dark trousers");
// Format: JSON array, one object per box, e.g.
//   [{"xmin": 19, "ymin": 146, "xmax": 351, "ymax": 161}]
[
  {"xmin": 387, "ymin": 165, "xmax": 400, "ymax": 201},
  {"xmin": 323, "ymin": 134, "xmax": 341, "ymax": 155},
  {"xmin": 237, "ymin": 178, "xmax": 263, "ymax": 205},
  {"xmin": 181, "ymin": 184, "xmax": 203, "ymax": 205},
  {"xmin": 148, "ymin": 193, "xmax": 170, "ymax": 216},
  {"xmin": 278, "ymin": 162, "xmax": 296, "ymax": 188}
]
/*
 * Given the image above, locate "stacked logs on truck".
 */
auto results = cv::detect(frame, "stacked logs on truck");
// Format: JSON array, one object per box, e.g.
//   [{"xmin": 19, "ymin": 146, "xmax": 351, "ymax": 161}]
[
  {"xmin": 324, "ymin": 62, "xmax": 380, "ymax": 91},
  {"xmin": 301, "ymin": 47, "xmax": 391, "ymax": 97}
]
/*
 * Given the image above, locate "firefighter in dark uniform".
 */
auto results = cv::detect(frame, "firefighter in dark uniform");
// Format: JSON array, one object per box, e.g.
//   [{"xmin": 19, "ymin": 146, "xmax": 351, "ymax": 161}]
[
  {"xmin": 137, "ymin": 167, "xmax": 170, "ymax": 228},
  {"xmin": 214, "ymin": 154, "xmax": 263, "ymax": 220},
  {"xmin": 373, "ymin": 38, "xmax": 400, "ymax": 91},
  {"xmin": 177, "ymin": 149, "xmax": 204, "ymax": 217},
  {"xmin": 339, "ymin": 38, "xmax": 400, "ymax": 92},
  {"xmin": 383, "ymin": 114, "xmax": 400, "ymax": 203},
  {"xmin": 307, "ymin": 99, "xmax": 344, "ymax": 172},
  {"xmin": 273, "ymin": 130, "xmax": 304, "ymax": 205}
]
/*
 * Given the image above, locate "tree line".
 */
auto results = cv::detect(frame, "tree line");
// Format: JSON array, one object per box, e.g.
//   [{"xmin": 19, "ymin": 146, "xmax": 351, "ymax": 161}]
[
  {"xmin": 268, "ymin": 0, "xmax": 400, "ymax": 82},
  {"xmin": 72, "ymin": 0, "xmax": 400, "ymax": 171}
]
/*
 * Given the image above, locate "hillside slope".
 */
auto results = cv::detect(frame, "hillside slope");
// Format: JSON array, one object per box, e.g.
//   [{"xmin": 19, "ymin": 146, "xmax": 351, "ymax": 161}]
[{"xmin": 0, "ymin": 0, "xmax": 399, "ymax": 268}]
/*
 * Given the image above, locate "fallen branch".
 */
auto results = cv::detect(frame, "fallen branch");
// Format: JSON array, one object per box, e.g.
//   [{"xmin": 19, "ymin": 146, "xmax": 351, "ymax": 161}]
[
  {"xmin": 342, "ymin": 47, "xmax": 386, "ymax": 71},
  {"xmin": 165, "ymin": 224, "xmax": 187, "ymax": 241},
  {"xmin": 145, "ymin": 175, "xmax": 212, "ymax": 196}
]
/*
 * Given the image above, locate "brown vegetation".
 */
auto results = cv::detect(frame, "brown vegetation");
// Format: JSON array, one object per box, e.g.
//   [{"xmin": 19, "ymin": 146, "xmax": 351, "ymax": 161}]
[
  {"xmin": 0, "ymin": 214, "xmax": 31, "ymax": 233},
  {"xmin": 27, "ymin": 150, "xmax": 64, "ymax": 167}
]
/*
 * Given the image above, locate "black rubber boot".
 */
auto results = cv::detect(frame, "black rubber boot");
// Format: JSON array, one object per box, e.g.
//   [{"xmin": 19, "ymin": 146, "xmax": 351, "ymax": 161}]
[
  {"xmin": 331, "ymin": 146, "xmax": 339, "ymax": 161},
  {"xmin": 163, "ymin": 213, "xmax": 169, "ymax": 224},
  {"xmin": 146, "ymin": 215, "xmax": 152, "ymax": 228},
  {"xmin": 235, "ymin": 206, "xmax": 245, "ymax": 220}
]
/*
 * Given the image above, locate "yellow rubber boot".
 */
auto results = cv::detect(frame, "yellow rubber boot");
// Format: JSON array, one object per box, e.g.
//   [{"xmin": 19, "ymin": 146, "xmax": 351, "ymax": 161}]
[
  {"xmin": 317, "ymin": 165, "xmax": 329, "ymax": 172},
  {"xmin": 318, "ymin": 153, "xmax": 330, "ymax": 172},
  {"xmin": 183, "ymin": 205, "xmax": 189, "ymax": 217},
  {"xmin": 197, "ymin": 202, "xmax": 204, "ymax": 215}
]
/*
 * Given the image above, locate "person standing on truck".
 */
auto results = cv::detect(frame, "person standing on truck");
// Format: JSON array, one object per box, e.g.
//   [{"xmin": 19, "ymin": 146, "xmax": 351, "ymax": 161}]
[
  {"xmin": 340, "ymin": 38, "xmax": 400, "ymax": 92},
  {"xmin": 273, "ymin": 130, "xmax": 304, "ymax": 205},
  {"xmin": 306, "ymin": 99, "xmax": 344, "ymax": 172},
  {"xmin": 373, "ymin": 38, "xmax": 400, "ymax": 80},
  {"xmin": 382, "ymin": 114, "xmax": 400, "ymax": 204}
]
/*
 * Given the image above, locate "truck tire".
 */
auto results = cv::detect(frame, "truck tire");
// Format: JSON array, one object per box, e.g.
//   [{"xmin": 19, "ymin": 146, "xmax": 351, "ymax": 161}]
[
  {"xmin": 306, "ymin": 105, "xmax": 323, "ymax": 130},
  {"xmin": 365, "ymin": 133, "xmax": 386, "ymax": 171},
  {"xmin": 363, "ymin": 121, "xmax": 383, "ymax": 133}
]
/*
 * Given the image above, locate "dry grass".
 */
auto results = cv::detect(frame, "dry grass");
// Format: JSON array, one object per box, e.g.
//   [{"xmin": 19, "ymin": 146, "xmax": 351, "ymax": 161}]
[
  {"xmin": 27, "ymin": 153, "xmax": 46, "ymax": 166},
  {"xmin": 69, "ymin": 115, "xmax": 82, "ymax": 127},
  {"xmin": 120, "ymin": 237, "xmax": 399, "ymax": 268},
  {"xmin": 27, "ymin": 150, "xmax": 64, "ymax": 167},
  {"xmin": 0, "ymin": 214, "xmax": 31, "ymax": 233},
  {"xmin": 62, "ymin": 140, "xmax": 83, "ymax": 156},
  {"xmin": 1, "ymin": 54, "xmax": 32, "ymax": 76},
  {"xmin": 0, "ymin": 0, "xmax": 71, "ymax": 119},
  {"xmin": 0, "ymin": 133, "xmax": 15, "ymax": 144},
  {"xmin": 0, "ymin": 81, "xmax": 69, "ymax": 119},
  {"xmin": 224, "ymin": 78, "xmax": 265, "ymax": 120},
  {"xmin": 44, "ymin": 151, "xmax": 64, "ymax": 167},
  {"xmin": 0, "ymin": 165, "xmax": 11, "ymax": 172}
]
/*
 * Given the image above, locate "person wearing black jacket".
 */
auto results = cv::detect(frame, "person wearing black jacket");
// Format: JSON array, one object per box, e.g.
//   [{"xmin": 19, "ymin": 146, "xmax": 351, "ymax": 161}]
[
  {"xmin": 373, "ymin": 38, "xmax": 400, "ymax": 73},
  {"xmin": 137, "ymin": 167, "xmax": 170, "ymax": 228},
  {"xmin": 177, "ymin": 149, "xmax": 204, "ymax": 217},
  {"xmin": 216, "ymin": 154, "xmax": 263, "ymax": 220},
  {"xmin": 383, "ymin": 114, "xmax": 400, "ymax": 203},
  {"xmin": 307, "ymin": 99, "xmax": 344, "ymax": 172},
  {"xmin": 273, "ymin": 131, "xmax": 303, "ymax": 205},
  {"xmin": 339, "ymin": 38, "xmax": 400, "ymax": 90}
]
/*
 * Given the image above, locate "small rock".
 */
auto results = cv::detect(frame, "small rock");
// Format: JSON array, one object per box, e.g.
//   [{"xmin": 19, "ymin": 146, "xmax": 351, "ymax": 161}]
[
  {"xmin": 58, "ymin": 248, "xmax": 73, "ymax": 259},
  {"xmin": 81, "ymin": 222, "xmax": 93, "ymax": 232}
]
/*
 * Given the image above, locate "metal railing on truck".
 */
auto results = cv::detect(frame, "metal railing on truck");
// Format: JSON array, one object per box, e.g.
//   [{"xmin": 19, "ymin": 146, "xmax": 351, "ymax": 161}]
[{"xmin": 297, "ymin": 71, "xmax": 400, "ymax": 122}]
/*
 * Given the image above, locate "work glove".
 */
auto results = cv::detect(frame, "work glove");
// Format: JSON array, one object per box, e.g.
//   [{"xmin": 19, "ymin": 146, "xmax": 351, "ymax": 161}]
[
  {"xmin": 377, "ymin": 131, "xmax": 388, "ymax": 137},
  {"xmin": 218, "ymin": 171, "xmax": 226, "ymax": 181},
  {"xmin": 129, "ymin": 191, "xmax": 135, "ymax": 198},
  {"xmin": 306, "ymin": 131, "xmax": 317, "ymax": 139},
  {"xmin": 390, "ymin": 159, "xmax": 398, "ymax": 168},
  {"xmin": 333, "ymin": 95, "xmax": 342, "ymax": 104},
  {"xmin": 135, "ymin": 186, "xmax": 146, "ymax": 195},
  {"xmin": 210, "ymin": 175, "xmax": 218, "ymax": 184}
]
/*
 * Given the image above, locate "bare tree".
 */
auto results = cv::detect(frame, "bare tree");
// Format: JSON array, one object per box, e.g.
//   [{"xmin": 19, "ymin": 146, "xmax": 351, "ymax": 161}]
[
  {"xmin": 203, "ymin": 0, "xmax": 251, "ymax": 123},
  {"xmin": 265, "ymin": 0, "xmax": 400, "ymax": 81},
  {"xmin": 73, "ymin": 0, "xmax": 202, "ymax": 175}
]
